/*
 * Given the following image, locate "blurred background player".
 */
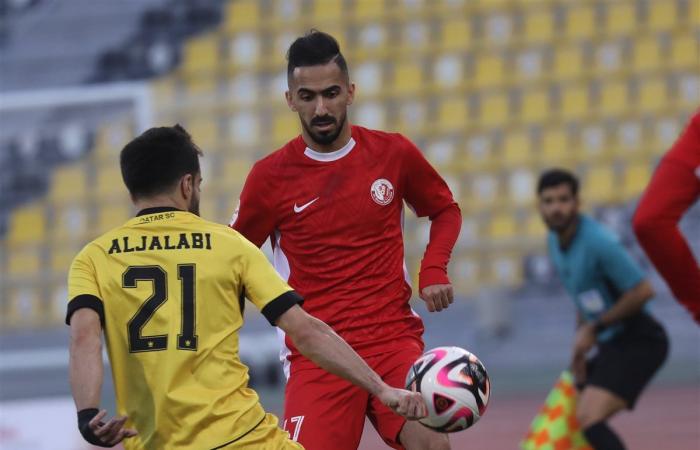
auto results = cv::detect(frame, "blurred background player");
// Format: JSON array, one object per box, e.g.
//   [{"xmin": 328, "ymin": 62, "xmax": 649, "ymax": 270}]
[
  {"xmin": 633, "ymin": 110, "xmax": 700, "ymax": 325},
  {"xmin": 536, "ymin": 169, "xmax": 668, "ymax": 450},
  {"xmin": 67, "ymin": 125, "xmax": 426, "ymax": 449},
  {"xmin": 230, "ymin": 31, "xmax": 461, "ymax": 450}
]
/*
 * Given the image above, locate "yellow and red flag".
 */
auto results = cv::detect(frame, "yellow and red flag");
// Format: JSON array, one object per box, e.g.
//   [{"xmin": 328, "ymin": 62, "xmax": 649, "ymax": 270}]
[{"xmin": 521, "ymin": 371, "xmax": 592, "ymax": 450}]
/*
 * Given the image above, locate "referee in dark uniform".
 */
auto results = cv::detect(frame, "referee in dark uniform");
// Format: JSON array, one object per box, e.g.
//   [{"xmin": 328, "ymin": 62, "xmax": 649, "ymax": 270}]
[{"xmin": 537, "ymin": 169, "xmax": 668, "ymax": 450}]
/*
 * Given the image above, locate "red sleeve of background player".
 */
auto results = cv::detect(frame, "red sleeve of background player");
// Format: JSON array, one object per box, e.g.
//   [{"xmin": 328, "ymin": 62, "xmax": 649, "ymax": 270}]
[
  {"xmin": 633, "ymin": 112, "xmax": 700, "ymax": 324},
  {"xmin": 230, "ymin": 162, "xmax": 277, "ymax": 248},
  {"xmin": 399, "ymin": 135, "xmax": 462, "ymax": 291}
]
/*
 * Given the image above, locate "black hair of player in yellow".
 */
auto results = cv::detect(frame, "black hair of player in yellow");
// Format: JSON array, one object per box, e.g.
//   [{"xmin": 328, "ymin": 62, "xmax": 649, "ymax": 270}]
[{"xmin": 120, "ymin": 124, "xmax": 203, "ymax": 200}]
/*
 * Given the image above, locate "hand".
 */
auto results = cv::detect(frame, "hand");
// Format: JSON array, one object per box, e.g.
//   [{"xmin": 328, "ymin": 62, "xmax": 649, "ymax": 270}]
[
  {"xmin": 79, "ymin": 409, "xmax": 138, "ymax": 447},
  {"xmin": 377, "ymin": 387, "xmax": 427, "ymax": 420},
  {"xmin": 420, "ymin": 284, "xmax": 454, "ymax": 312},
  {"xmin": 570, "ymin": 323, "xmax": 596, "ymax": 385}
]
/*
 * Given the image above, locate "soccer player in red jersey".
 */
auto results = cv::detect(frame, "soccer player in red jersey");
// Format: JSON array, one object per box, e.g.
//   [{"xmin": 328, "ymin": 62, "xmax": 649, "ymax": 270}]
[
  {"xmin": 230, "ymin": 31, "xmax": 460, "ymax": 450},
  {"xmin": 633, "ymin": 111, "xmax": 700, "ymax": 325}
]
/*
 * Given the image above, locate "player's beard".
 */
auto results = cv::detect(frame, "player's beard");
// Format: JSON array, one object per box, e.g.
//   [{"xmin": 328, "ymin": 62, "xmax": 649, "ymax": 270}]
[
  {"xmin": 188, "ymin": 193, "xmax": 200, "ymax": 216},
  {"xmin": 303, "ymin": 112, "xmax": 347, "ymax": 147}
]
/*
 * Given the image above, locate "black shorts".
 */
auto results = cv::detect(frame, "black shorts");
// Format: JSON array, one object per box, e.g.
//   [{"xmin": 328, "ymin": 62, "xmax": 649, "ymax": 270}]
[{"xmin": 585, "ymin": 313, "xmax": 669, "ymax": 409}]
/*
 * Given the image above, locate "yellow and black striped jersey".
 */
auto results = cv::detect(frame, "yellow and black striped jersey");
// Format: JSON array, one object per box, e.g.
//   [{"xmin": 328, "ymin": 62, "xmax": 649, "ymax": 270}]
[{"xmin": 67, "ymin": 207, "xmax": 302, "ymax": 450}]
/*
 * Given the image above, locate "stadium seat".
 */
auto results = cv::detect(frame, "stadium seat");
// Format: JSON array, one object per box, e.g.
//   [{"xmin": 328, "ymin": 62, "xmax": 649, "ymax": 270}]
[
  {"xmin": 489, "ymin": 212, "xmax": 518, "ymax": 241},
  {"xmin": 310, "ymin": 0, "xmax": 344, "ymax": 24},
  {"xmin": 585, "ymin": 165, "xmax": 617, "ymax": 203},
  {"xmin": 470, "ymin": 174, "xmax": 500, "ymax": 209},
  {"xmin": 52, "ymin": 204, "xmax": 88, "ymax": 243},
  {"xmin": 559, "ymin": 82, "xmax": 590, "ymax": 121},
  {"xmin": 50, "ymin": 245, "xmax": 78, "ymax": 275},
  {"xmin": 49, "ymin": 163, "xmax": 89, "ymax": 202},
  {"xmin": 483, "ymin": 12, "xmax": 513, "ymax": 47},
  {"xmin": 669, "ymin": 34, "xmax": 698, "ymax": 70},
  {"xmin": 272, "ymin": 111, "xmax": 299, "ymax": 146},
  {"xmin": 605, "ymin": 1, "xmax": 637, "ymax": 36},
  {"xmin": 524, "ymin": 211, "xmax": 547, "ymax": 239},
  {"xmin": 593, "ymin": 40, "xmax": 624, "ymax": 76},
  {"xmin": 181, "ymin": 33, "xmax": 219, "ymax": 76},
  {"xmin": 540, "ymin": 127, "xmax": 572, "ymax": 165},
  {"xmin": 623, "ymin": 162, "xmax": 651, "ymax": 199},
  {"xmin": 464, "ymin": 134, "xmax": 498, "ymax": 172},
  {"xmin": 352, "ymin": 0, "xmax": 386, "ymax": 21},
  {"xmin": 452, "ymin": 255, "xmax": 479, "ymax": 294},
  {"xmin": 502, "ymin": 128, "xmax": 532, "ymax": 166},
  {"xmin": 183, "ymin": 117, "xmax": 219, "ymax": 152},
  {"xmin": 438, "ymin": 18, "xmax": 472, "ymax": 51},
  {"xmin": 552, "ymin": 45, "xmax": 586, "ymax": 81},
  {"xmin": 564, "ymin": 3, "xmax": 596, "ymax": 40},
  {"xmin": 223, "ymin": 0, "xmax": 260, "ymax": 32},
  {"xmin": 522, "ymin": 8, "xmax": 555, "ymax": 44},
  {"xmin": 390, "ymin": 60, "xmax": 425, "ymax": 95},
  {"xmin": 227, "ymin": 32, "xmax": 261, "ymax": 69},
  {"xmin": 478, "ymin": 92, "xmax": 510, "ymax": 127},
  {"xmin": 637, "ymin": 77, "xmax": 668, "ymax": 114},
  {"xmin": 96, "ymin": 165, "xmax": 126, "ymax": 197},
  {"xmin": 631, "ymin": 36, "xmax": 662, "ymax": 73},
  {"xmin": 433, "ymin": 54, "xmax": 464, "ymax": 89},
  {"xmin": 7, "ymin": 246, "xmax": 41, "ymax": 277},
  {"xmin": 508, "ymin": 169, "xmax": 535, "ymax": 207},
  {"xmin": 96, "ymin": 203, "xmax": 131, "ymax": 235},
  {"xmin": 519, "ymin": 87, "xmax": 550, "ymax": 123},
  {"xmin": 646, "ymin": 0, "xmax": 678, "ymax": 32},
  {"xmin": 7, "ymin": 204, "xmax": 47, "ymax": 245},
  {"xmin": 437, "ymin": 98, "xmax": 469, "ymax": 133},
  {"xmin": 474, "ymin": 53, "xmax": 506, "ymax": 88},
  {"xmin": 598, "ymin": 79, "xmax": 629, "ymax": 117},
  {"xmin": 489, "ymin": 253, "xmax": 522, "ymax": 287}
]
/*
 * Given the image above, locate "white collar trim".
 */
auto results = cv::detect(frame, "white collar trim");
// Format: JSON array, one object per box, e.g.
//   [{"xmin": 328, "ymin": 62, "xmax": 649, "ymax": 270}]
[{"xmin": 304, "ymin": 137, "xmax": 356, "ymax": 162}]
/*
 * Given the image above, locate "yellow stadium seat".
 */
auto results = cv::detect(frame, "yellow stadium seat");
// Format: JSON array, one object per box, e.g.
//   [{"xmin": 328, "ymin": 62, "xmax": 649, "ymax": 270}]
[
  {"xmin": 637, "ymin": 77, "xmax": 668, "ymax": 113},
  {"xmin": 353, "ymin": 0, "xmax": 385, "ymax": 20},
  {"xmin": 390, "ymin": 61, "xmax": 424, "ymax": 95},
  {"xmin": 439, "ymin": 18, "xmax": 472, "ymax": 51},
  {"xmin": 224, "ymin": 0, "xmax": 260, "ymax": 32},
  {"xmin": 479, "ymin": 92, "xmax": 510, "ymax": 127},
  {"xmin": 311, "ymin": 0, "xmax": 343, "ymax": 23},
  {"xmin": 560, "ymin": 83, "xmax": 590, "ymax": 121},
  {"xmin": 599, "ymin": 80, "xmax": 629, "ymax": 117},
  {"xmin": 552, "ymin": 45, "xmax": 585, "ymax": 80},
  {"xmin": 623, "ymin": 163, "xmax": 651, "ymax": 198},
  {"xmin": 452, "ymin": 255, "xmax": 479, "ymax": 295},
  {"xmin": 96, "ymin": 203, "xmax": 131, "ymax": 235},
  {"xmin": 272, "ymin": 112, "xmax": 299, "ymax": 145},
  {"xmin": 564, "ymin": 4, "xmax": 596, "ymax": 39},
  {"xmin": 540, "ymin": 127, "xmax": 571, "ymax": 164},
  {"xmin": 437, "ymin": 98, "xmax": 469, "ymax": 132},
  {"xmin": 7, "ymin": 246, "xmax": 41, "ymax": 277},
  {"xmin": 7, "ymin": 204, "xmax": 46, "ymax": 245},
  {"xmin": 522, "ymin": 8, "xmax": 554, "ymax": 44},
  {"xmin": 631, "ymin": 36, "xmax": 662, "ymax": 72},
  {"xmin": 669, "ymin": 34, "xmax": 698, "ymax": 69},
  {"xmin": 50, "ymin": 163, "xmax": 88, "ymax": 202},
  {"xmin": 502, "ymin": 129, "xmax": 532, "ymax": 166},
  {"xmin": 647, "ymin": 0, "xmax": 678, "ymax": 32},
  {"xmin": 489, "ymin": 212, "xmax": 518, "ymax": 241},
  {"xmin": 182, "ymin": 34, "xmax": 219, "ymax": 76},
  {"xmin": 520, "ymin": 88, "xmax": 550, "ymax": 123},
  {"xmin": 525, "ymin": 211, "xmax": 547, "ymax": 239},
  {"xmin": 95, "ymin": 165, "xmax": 125, "ymax": 197},
  {"xmin": 692, "ymin": 0, "xmax": 700, "ymax": 27},
  {"xmin": 474, "ymin": 54, "xmax": 506, "ymax": 88},
  {"xmin": 585, "ymin": 165, "xmax": 616, "ymax": 203},
  {"xmin": 182, "ymin": 117, "xmax": 219, "ymax": 151},
  {"xmin": 605, "ymin": 1, "xmax": 637, "ymax": 36},
  {"xmin": 50, "ymin": 245, "xmax": 78, "ymax": 274}
]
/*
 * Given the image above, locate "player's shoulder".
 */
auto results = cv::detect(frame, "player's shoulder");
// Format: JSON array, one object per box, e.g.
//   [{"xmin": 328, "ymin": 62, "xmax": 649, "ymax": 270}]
[
  {"xmin": 353, "ymin": 125, "xmax": 418, "ymax": 159},
  {"xmin": 581, "ymin": 215, "xmax": 620, "ymax": 248},
  {"xmin": 71, "ymin": 223, "xmax": 129, "ymax": 264}
]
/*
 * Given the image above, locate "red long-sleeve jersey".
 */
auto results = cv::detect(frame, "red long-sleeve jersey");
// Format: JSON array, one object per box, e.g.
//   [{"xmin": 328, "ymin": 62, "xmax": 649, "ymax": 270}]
[
  {"xmin": 231, "ymin": 125, "xmax": 461, "ymax": 374},
  {"xmin": 633, "ymin": 111, "xmax": 700, "ymax": 324}
]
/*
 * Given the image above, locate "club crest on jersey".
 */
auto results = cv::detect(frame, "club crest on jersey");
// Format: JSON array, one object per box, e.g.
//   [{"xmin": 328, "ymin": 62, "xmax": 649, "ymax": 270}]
[{"xmin": 371, "ymin": 178, "xmax": 394, "ymax": 206}]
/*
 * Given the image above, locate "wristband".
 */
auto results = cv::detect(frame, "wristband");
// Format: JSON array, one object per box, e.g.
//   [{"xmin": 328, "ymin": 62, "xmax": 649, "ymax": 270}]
[{"xmin": 77, "ymin": 408, "xmax": 113, "ymax": 447}]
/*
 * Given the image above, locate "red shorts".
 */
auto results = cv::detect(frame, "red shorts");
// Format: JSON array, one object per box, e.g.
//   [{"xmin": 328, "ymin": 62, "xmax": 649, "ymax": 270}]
[{"xmin": 282, "ymin": 343, "xmax": 423, "ymax": 450}]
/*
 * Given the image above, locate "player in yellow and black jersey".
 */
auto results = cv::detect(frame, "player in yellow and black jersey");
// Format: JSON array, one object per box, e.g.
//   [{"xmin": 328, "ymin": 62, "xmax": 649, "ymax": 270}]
[{"xmin": 67, "ymin": 125, "xmax": 426, "ymax": 450}]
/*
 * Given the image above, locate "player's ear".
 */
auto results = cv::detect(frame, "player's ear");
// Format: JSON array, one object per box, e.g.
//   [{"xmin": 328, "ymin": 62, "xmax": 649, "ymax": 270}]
[
  {"xmin": 285, "ymin": 91, "xmax": 297, "ymax": 112},
  {"xmin": 346, "ymin": 82, "xmax": 355, "ymax": 106},
  {"xmin": 180, "ymin": 174, "xmax": 193, "ymax": 199}
]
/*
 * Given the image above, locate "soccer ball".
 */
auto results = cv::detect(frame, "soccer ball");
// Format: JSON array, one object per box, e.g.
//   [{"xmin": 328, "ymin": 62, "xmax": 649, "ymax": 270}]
[{"xmin": 405, "ymin": 346, "xmax": 490, "ymax": 433}]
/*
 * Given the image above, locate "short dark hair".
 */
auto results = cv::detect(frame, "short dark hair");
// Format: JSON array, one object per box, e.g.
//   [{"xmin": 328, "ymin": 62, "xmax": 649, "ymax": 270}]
[
  {"xmin": 537, "ymin": 168, "xmax": 579, "ymax": 196},
  {"xmin": 287, "ymin": 30, "xmax": 348, "ymax": 80},
  {"xmin": 120, "ymin": 124, "xmax": 202, "ymax": 199}
]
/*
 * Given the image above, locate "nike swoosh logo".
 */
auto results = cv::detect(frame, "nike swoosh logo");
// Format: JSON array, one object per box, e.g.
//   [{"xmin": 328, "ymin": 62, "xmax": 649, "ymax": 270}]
[{"xmin": 294, "ymin": 197, "xmax": 319, "ymax": 213}]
